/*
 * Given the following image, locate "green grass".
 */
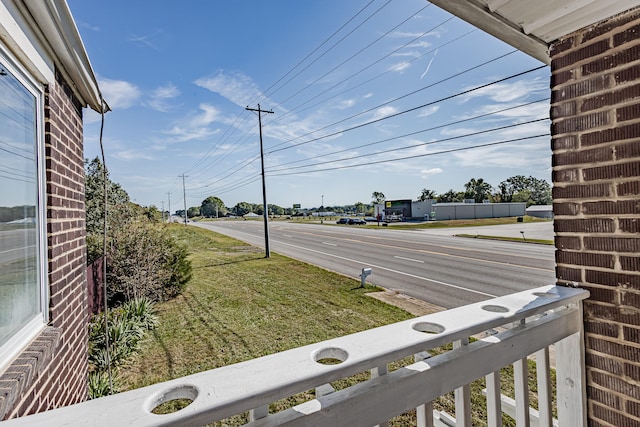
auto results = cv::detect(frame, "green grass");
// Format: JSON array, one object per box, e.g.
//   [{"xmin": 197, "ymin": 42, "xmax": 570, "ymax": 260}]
[
  {"xmin": 455, "ymin": 234, "xmax": 554, "ymax": 245},
  {"xmin": 118, "ymin": 224, "xmax": 555, "ymax": 426},
  {"xmin": 119, "ymin": 224, "xmax": 412, "ymax": 388}
]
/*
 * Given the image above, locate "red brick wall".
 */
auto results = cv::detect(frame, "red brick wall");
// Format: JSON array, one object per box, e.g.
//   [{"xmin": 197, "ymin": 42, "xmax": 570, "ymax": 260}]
[
  {"xmin": 551, "ymin": 8, "xmax": 640, "ymax": 426},
  {"xmin": 0, "ymin": 69, "xmax": 88, "ymax": 419}
]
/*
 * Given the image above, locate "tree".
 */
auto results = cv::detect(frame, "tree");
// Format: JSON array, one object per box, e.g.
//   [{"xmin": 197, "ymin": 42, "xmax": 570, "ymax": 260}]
[
  {"xmin": 85, "ymin": 157, "xmax": 192, "ymax": 306},
  {"xmin": 85, "ymin": 157, "xmax": 131, "ymax": 238},
  {"xmin": 268, "ymin": 204, "xmax": 285, "ymax": 215},
  {"xmin": 85, "ymin": 157, "xmax": 132, "ymax": 264},
  {"xmin": 233, "ymin": 202, "xmax": 253, "ymax": 216},
  {"xmin": 187, "ymin": 206, "xmax": 201, "ymax": 218},
  {"xmin": 372, "ymin": 191, "xmax": 386, "ymax": 204},
  {"xmin": 418, "ymin": 188, "xmax": 437, "ymax": 201},
  {"xmin": 464, "ymin": 178, "xmax": 493, "ymax": 203},
  {"xmin": 200, "ymin": 196, "xmax": 226, "ymax": 217},
  {"xmin": 354, "ymin": 202, "xmax": 366, "ymax": 214},
  {"xmin": 498, "ymin": 175, "xmax": 551, "ymax": 206},
  {"xmin": 436, "ymin": 189, "xmax": 464, "ymax": 203}
]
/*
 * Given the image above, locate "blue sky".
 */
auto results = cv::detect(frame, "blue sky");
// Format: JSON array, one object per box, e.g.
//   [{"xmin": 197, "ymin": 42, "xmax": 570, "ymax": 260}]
[{"xmin": 68, "ymin": 0, "xmax": 551, "ymax": 212}]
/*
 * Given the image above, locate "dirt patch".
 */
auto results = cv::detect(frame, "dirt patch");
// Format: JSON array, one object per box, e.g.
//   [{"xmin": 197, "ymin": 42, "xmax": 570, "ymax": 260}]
[{"xmin": 367, "ymin": 290, "xmax": 445, "ymax": 316}]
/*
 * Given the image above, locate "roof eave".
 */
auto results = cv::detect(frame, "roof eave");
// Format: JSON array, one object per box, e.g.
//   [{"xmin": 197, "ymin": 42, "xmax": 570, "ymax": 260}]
[
  {"xmin": 428, "ymin": 0, "xmax": 551, "ymax": 65},
  {"xmin": 21, "ymin": 0, "xmax": 107, "ymax": 112}
]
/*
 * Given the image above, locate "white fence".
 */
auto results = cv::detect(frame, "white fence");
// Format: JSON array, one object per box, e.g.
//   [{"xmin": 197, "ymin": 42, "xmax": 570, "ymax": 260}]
[{"xmin": 2, "ymin": 285, "xmax": 588, "ymax": 427}]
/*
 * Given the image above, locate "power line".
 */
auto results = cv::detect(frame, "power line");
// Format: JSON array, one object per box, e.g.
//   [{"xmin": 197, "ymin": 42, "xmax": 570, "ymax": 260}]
[
  {"xmin": 262, "ymin": 0, "xmax": 393, "ymax": 104},
  {"xmin": 272, "ymin": 3, "xmax": 431, "ymax": 108},
  {"xmin": 269, "ymin": 117, "xmax": 549, "ymax": 173},
  {"xmin": 263, "ymin": 17, "xmax": 467, "ymax": 129},
  {"xmin": 268, "ymin": 64, "xmax": 547, "ymax": 154},
  {"xmin": 270, "ymin": 98, "xmax": 549, "ymax": 169},
  {"xmin": 255, "ymin": 0, "xmax": 379, "ymax": 103},
  {"xmin": 269, "ymin": 134, "xmax": 551, "ymax": 177}
]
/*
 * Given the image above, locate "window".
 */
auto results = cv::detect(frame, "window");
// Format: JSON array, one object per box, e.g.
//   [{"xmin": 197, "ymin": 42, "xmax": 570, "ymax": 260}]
[{"xmin": 0, "ymin": 50, "xmax": 47, "ymax": 370}]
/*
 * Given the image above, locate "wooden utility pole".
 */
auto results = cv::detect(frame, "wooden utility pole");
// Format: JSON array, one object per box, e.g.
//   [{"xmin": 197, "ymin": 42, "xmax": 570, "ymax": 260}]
[
  {"xmin": 179, "ymin": 174, "xmax": 188, "ymax": 225},
  {"xmin": 167, "ymin": 192, "xmax": 171, "ymax": 222},
  {"xmin": 246, "ymin": 104, "xmax": 274, "ymax": 258}
]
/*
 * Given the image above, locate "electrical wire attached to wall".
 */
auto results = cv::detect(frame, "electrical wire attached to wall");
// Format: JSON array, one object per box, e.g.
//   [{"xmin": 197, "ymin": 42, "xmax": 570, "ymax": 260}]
[{"xmin": 98, "ymin": 95, "xmax": 113, "ymax": 395}]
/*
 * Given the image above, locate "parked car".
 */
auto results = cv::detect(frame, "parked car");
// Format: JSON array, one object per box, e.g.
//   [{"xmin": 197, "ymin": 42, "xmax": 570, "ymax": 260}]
[
  {"xmin": 349, "ymin": 218, "xmax": 367, "ymax": 225},
  {"xmin": 336, "ymin": 218, "xmax": 350, "ymax": 224}
]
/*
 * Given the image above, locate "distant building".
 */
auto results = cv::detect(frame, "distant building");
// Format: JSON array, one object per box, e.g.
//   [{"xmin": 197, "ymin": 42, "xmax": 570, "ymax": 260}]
[
  {"xmin": 526, "ymin": 205, "xmax": 553, "ymax": 219},
  {"xmin": 374, "ymin": 200, "xmax": 526, "ymax": 221}
]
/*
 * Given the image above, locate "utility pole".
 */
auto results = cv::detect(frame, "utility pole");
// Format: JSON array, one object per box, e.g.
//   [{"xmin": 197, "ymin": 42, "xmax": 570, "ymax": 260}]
[
  {"xmin": 161, "ymin": 201, "xmax": 165, "ymax": 222},
  {"xmin": 167, "ymin": 192, "xmax": 171, "ymax": 222},
  {"xmin": 246, "ymin": 104, "xmax": 274, "ymax": 258},
  {"xmin": 179, "ymin": 174, "xmax": 188, "ymax": 225}
]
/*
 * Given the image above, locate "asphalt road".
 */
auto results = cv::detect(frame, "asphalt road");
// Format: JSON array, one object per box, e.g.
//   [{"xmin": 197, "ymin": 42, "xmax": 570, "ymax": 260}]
[{"xmin": 193, "ymin": 220, "xmax": 556, "ymax": 309}]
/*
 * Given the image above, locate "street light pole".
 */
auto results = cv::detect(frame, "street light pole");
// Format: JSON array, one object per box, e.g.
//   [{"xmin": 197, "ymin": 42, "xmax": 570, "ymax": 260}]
[{"xmin": 321, "ymin": 195, "xmax": 324, "ymax": 224}]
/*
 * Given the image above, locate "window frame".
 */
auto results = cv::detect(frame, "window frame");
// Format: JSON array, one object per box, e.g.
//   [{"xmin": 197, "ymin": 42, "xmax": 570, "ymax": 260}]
[{"xmin": 0, "ymin": 45, "xmax": 48, "ymax": 373}]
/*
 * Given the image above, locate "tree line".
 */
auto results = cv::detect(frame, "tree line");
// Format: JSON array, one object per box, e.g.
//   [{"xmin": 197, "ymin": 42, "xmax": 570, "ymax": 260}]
[
  {"xmin": 415, "ymin": 175, "xmax": 551, "ymax": 206},
  {"xmin": 181, "ymin": 175, "xmax": 551, "ymax": 220}
]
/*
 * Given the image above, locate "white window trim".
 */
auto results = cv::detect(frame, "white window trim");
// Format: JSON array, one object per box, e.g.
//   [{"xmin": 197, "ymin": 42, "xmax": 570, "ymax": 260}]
[{"xmin": 0, "ymin": 45, "xmax": 48, "ymax": 374}]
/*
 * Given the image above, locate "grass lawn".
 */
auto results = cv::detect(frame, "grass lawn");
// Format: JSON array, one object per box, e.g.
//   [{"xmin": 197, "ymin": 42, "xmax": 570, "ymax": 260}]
[
  {"xmin": 119, "ymin": 224, "xmax": 412, "ymax": 389},
  {"xmin": 118, "ymin": 224, "xmax": 554, "ymax": 426}
]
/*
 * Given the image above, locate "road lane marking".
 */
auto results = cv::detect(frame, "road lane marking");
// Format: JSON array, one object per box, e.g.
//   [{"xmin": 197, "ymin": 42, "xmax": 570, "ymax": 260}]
[
  {"xmin": 286, "ymin": 230, "xmax": 552, "ymax": 272},
  {"xmin": 194, "ymin": 223, "xmax": 550, "ymax": 274},
  {"xmin": 275, "ymin": 240, "xmax": 496, "ymax": 298},
  {"xmin": 283, "ymin": 234, "xmax": 292, "ymax": 238},
  {"xmin": 322, "ymin": 242, "xmax": 337, "ymax": 246},
  {"xmin": 394, "ymin": 256, "xmax": 424, "ymax": 263}
]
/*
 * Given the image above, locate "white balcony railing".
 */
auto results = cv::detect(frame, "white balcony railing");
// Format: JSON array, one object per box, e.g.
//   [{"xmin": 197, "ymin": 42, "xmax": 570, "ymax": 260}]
[{"xmin": 2, "ymin": 285, "xmax": 588, "ymax": 427}]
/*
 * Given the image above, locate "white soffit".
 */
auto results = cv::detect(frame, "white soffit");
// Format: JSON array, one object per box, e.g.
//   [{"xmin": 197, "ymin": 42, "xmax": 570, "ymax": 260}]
[
  {"xmin": 19, "ymin": 0, "xmax": 106, "ymax": 112},
  {"xmin": 428, "ymin": 0, "xmax": 640, "ymax": 64}
]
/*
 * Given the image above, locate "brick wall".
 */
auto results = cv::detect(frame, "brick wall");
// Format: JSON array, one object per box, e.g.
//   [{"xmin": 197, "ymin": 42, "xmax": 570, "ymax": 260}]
[
  {"xmin": 551, "ymin": 8, "xmax": 640, "ymax": 426},
  {"xmin": 0, "ymin": 69, "xmax": 88, "ymax": 419}
]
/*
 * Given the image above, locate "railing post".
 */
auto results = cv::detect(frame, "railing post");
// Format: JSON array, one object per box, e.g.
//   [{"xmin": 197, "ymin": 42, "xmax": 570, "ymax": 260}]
[
  {"xmin": 535, "ymin": 347, "xmax": 552, "ymax": 427},
  {"xmin": 513, "ymin": 320, "xmax": 530, "ymax": 427},
  {"xmin": 555, "ymin": 304, "xmax": 587, "ymax": 427},
  {"xmin": 249, "ymin": 405, "xmax": 269, "ymax": 421},
  {"xmin": 454, "ymin": 338, "xmax": 471, "ymax": 427},
  {"xmin": 371, "ymin": 364, "xmax": 389, "ymax": 427},
  {"xmin": 415, "ymin": 352, "xmax": 434, "ymax": 427},
  {"xmin": 485, "ymin": 371, "xmax": 502, "ymax": 427}
]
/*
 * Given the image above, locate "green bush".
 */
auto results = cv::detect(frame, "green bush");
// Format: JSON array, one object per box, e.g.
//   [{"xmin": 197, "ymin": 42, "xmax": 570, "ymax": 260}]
[
  {"xmin": 88, "ymin": 298, "xmax": 158, "ymax": 398},
  {"xmin": 106, "ymin": 223, "xmax": 192, "ymax": 304}
]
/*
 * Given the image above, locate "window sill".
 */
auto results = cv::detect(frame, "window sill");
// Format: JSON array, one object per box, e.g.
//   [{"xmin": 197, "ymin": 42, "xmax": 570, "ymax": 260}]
[{"xmin": 0, "ymin": 327, "xmax": 62, "ymax": 420}]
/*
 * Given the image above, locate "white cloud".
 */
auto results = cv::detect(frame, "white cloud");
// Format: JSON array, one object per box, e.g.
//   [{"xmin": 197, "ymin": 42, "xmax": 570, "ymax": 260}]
[
  {"xmin": 336, "ymin": 99, "xmax": 356, "ymax": 110},
  {"xmin": 189, "ymin": 104, "xmax": 221, "ymax": 127},
  {"xmin": 389, "ymin": 61, "xmax": 411, "ymax": 73},
  {"xmin": 157, "ymin": 104, "xmax": 223, "ymax": 144},
  {"xmin": 420, "ymin": 167, "xmax": 443, "ymax": 178},
  {"xmin": 461, "ymin": 78, "xmax": 548, "ymax": 103},
  {"xmin": 371, "ymin": 106, "xmax": 399, "ymax": 122},
  {"xmin": 99, "ymin": 78, "xmax": 141, "ymax": 109},
  {"xmin": 392, "ymin": 50, "xmax": 422, "ymax": 58},
  {"xmin": 146, "ymin": 83, "xmax": 180, "ymax": 112},
  {"xmin": 195, "ymin": 71, "xmax": 267, "ymax": 108},
  {"xmin": 112, "ymin": 149, "xmax": 155, "ymax": 161},
  {"xmin": 128, "ymin": 29, "xmax": 164, "ymax": 51},
  {"xmin": 452, "ymin": 137, "xmax": 550, "ymax": 169},
  {"xmin": 420, "ymin": 49, "xmax": 438, "ymax": 79},
  {"xmin": 418, "ymin": 106, "xmax": 440, "ymax": 117}
]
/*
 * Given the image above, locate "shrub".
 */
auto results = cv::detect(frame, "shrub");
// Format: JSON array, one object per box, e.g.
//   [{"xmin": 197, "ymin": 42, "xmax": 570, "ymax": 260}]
[
  {"xmin": 107, "ymin": 223, "xmax": 192, "ymax": 304},
  {"xmin": 88, "ymin": 298, "xmax": 158, "ymax": 398}
]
